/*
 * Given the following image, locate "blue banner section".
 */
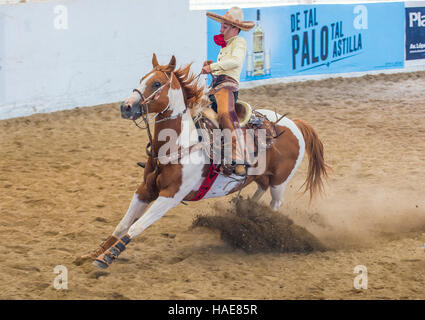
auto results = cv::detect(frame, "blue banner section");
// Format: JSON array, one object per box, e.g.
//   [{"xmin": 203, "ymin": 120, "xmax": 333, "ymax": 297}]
[
  {"xmin": 207, "ymin": 3, "xmax": 405, "ymax": 82},
  {"xmin": 405, "ymin": 6, "xmax": 425, "ymax": 60}
]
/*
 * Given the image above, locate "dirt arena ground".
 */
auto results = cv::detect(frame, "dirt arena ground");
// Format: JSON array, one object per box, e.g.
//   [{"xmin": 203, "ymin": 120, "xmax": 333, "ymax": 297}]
[{"xmin": 1, "ymin": 71, "xmax": 424, "ymax": 300}]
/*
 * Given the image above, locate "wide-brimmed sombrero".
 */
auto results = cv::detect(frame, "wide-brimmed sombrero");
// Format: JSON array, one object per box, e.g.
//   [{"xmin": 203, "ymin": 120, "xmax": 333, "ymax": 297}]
[{"xmin": 206, "ymin": 6, "xmax": 255, "ymax": 31}]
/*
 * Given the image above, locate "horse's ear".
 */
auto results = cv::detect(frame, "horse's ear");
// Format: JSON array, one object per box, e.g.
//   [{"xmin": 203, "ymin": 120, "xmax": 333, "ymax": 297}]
[
  {"xmin": 166, "ymin": 55, "xmax": 176, "ymax": 72},
  {"xmin": 152, "ymin": 53, "xmax": 159, "ymax": 68}
]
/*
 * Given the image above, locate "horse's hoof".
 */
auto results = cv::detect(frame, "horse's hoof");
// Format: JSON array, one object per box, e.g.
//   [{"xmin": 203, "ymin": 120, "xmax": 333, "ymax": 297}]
[
  {"xmin": 73, "ymin": 255, "xmax": 91, "ymax": 266},
  {"xmin": 80, "ymin": 253, "xmax": 97, "ymax": 260},
  {"xmin": 93, "ymin": 259, "xmax": 109, "ymax": 269}
]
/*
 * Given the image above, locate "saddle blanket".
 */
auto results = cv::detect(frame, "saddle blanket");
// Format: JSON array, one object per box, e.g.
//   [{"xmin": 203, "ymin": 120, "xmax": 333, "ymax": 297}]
[{"xmin": 189, "ymin": 163, "xmax": 245, "ymax": 201}]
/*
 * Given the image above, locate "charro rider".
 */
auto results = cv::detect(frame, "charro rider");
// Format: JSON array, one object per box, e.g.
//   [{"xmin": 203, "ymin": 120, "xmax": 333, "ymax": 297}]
[{"xmin": 202, "ymin": 7, "xmax": 254, "ymax": 176}]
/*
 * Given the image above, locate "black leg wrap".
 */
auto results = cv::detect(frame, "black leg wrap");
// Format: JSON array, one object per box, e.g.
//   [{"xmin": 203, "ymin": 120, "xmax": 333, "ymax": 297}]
[
  {"xmin": 115, "ymin": 242, "xmax": 126, "ymax": 252},
  {"xmin": 103, "ymin": 253, "xmax": 113, "ymax": 264},
  {"xmin": 93, "ymin": 259, "xmax": 109, "ymax": 269},
  {"xmin": 93, "ymin": 235, "xmax": 131, "ymax": 269},
  {"xmin": 121, "ymin": 235, "xmax": 131, "ymax": 245},
  {"xmin": 109, "ymin": 247, "xmax": 120, "ymax": 257}
]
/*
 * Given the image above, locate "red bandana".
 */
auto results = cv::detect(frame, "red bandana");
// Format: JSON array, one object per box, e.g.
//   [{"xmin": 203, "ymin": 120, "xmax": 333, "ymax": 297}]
[{"xmin": 213, "ymin": 34, "xmax": 227, "ymax": 48}]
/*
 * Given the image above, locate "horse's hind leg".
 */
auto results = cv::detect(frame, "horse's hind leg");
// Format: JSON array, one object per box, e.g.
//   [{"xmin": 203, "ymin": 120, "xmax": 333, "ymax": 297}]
[
  {"xmin": 270, "ymin": 181, "xmax": 289, "ymax": 211},
  {"xmin": 251, "ymin": 177, "xmax": 269, "ymax": 202},
  {"xmin": 252, "ymin": 186, "xmax": 266, "ymax": 202}
]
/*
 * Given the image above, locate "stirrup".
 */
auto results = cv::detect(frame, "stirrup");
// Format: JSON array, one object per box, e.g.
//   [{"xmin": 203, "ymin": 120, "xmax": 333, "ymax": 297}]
[
  {"xmin": 93, "ymin": 234, "xmax": 131, "ymax": 269},
  {"xmin": 233, "ymin": 164, "xmax": 247, "ymax": 176},
  {"xmin": 222, "ymin": 162, "xmax": 247, "ymax": 177}
]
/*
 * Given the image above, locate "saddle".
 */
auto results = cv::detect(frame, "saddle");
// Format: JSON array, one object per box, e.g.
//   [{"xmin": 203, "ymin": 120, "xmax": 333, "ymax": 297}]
[
  {"xmin": 192, "ymin": 99, "xmax": 282, "ymax": 169},
  {"xmin": 138, "ymin": 97, "xmax": 285, "ymax": 173}
]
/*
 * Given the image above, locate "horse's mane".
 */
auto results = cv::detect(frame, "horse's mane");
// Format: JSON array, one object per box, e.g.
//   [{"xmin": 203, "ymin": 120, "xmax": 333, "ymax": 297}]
[{"xmin": 173, "ymin": 63, "xmax": 205, "ymax": 109}]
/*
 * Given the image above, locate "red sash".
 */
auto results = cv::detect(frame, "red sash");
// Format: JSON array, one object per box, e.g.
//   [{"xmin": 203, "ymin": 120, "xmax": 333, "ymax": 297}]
[{"xmin": 189, "ymin": 163, "xmax": 220, "ymax": 201}]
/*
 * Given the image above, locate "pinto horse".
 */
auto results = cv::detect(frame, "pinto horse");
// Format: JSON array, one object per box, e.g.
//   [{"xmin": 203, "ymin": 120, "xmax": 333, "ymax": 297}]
[{"xmin": 82, "ymin": 54, "xmax": 328, "ymax": 269}]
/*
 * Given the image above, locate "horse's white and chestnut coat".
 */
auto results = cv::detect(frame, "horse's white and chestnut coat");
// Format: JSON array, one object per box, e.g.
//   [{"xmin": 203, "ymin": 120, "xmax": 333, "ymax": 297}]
[{"xmin": 86, "ymin": 54, "xmax": 328, "ymax": 269}]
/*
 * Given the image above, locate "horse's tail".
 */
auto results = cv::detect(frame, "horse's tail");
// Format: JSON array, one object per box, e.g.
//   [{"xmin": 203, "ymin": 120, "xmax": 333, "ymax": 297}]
[{"xmin": 293, "ymin": 119, "xmax": 330, "ymax": 201}]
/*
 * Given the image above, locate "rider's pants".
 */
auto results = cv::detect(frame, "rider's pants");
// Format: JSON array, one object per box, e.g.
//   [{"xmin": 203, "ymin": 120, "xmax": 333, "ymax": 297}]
[{"xmin": 214, "ymin": 87, "xmax": 245, "ymax": 164}]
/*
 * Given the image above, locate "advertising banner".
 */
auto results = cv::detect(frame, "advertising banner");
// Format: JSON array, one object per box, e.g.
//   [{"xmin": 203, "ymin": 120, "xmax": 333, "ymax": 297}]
[
  {"xmin": 207, "ymin": 2, "xmax": 405, "ymax": 82},
  {"xmin": 405, "ymin": 2, "xmax": 425, "ymax": 60}
]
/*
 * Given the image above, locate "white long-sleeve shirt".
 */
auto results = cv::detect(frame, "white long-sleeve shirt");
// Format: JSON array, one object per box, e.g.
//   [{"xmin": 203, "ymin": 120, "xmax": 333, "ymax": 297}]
[{"xmin": 210, "ymin": 36, "xmax": 246, "ymax": 84}]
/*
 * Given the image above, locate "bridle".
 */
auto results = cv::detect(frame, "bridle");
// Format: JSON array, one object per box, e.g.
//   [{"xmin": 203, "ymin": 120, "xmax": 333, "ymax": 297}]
[
  {"xmin": 132, "ymin": 70, "xmax": 184, "ymax": 127},
  {"xmin": 131, "ymin": 69, "xmax": 189, "ymax": 162},
  {"xmin": 130, "ymin": 68, "xmax": 207, "ymax": 171},
  {"xmin": 132, "ymin": 69, "xmax": 204, "ymax": 127}
]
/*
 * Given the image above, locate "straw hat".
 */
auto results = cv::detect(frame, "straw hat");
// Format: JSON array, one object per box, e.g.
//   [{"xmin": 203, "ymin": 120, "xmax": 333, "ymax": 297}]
[{"xmin": 206, "ymin": 6, "xmax": 255, "ymax": 31}]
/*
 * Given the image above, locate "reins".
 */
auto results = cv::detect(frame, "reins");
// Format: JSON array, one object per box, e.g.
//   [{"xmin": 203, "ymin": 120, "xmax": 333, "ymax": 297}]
[
  {"xmin": 131, "ymin": 70, "xmax": 204, "ymax": 166},
  {"xmin": 132, "ymin": 70, "xmax": 179, "ymax": 159}
]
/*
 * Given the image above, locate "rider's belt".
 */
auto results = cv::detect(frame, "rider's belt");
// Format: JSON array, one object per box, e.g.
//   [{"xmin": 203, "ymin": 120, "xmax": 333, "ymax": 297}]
[
  {"xmin": 209, "ymin": 75, "xmax": 239, "ymax": 113},
  {"xmin": 211, "ymin": 75, "xmax": 239, "ymax": 93}
]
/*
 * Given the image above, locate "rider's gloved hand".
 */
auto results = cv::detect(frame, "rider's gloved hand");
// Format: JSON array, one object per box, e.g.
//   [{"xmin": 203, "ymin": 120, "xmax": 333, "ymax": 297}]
[{"xmin": 201, "ymin": 64, "xmax": 212, "ymax": 74}]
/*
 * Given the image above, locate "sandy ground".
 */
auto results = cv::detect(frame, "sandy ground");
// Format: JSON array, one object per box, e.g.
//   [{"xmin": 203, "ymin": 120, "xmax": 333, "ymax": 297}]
[{"xmin": 0, "ymin": 71, "xmax": 424, "ymax": 300}]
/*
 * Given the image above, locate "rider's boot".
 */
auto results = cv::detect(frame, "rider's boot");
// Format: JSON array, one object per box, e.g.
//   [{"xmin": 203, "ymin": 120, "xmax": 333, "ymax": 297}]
[
  {"xmin": 234, "ymin": 164, "xmax": 246, "ymax": 176},
  {"xmin": 214, "ymin": 86, "xmax": 248, "ymax": 177},
  {"xmin": 222, "ymin": 161, "xmax": 247, "ymax": 176}
]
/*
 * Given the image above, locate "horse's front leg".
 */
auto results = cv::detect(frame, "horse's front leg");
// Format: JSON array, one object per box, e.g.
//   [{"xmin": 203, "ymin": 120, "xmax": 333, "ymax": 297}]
[
  {"xmin": 80, "ymin": 158, "xmax": 159, "ymax": 260},
  {"xmin": 93, "ymin": 191, "xmax": 185, "ymax": 269},
  {"xmin": 80, "ymin": 192, "xmax": 150, "ymax": 260},
  {"xmin": 112, "ymin": 193, "xmax": 150, "ymax": 239}
]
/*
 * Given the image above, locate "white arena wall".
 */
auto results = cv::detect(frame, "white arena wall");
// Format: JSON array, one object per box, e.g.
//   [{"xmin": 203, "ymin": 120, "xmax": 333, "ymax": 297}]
[
  {"xmin": 0, "ymin": 0, "xmax": 206, "ymax": 120},
  {"xmin": 1, "ymin": 0, "xmax": 425, "ymax": 119}
]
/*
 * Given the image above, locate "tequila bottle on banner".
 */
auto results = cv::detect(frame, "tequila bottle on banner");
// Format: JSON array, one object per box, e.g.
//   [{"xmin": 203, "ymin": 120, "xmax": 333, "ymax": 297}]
[
  {"xmin": 246, "ymin": 53, "xmax": 253, "ymax": 77},
  {"xmin": 253, "ymin": 9, "xmax": 265, "ymax": 76},
  {"xmin": 265, "ymin": 49, "xmax": 271, "ymax": 75}
]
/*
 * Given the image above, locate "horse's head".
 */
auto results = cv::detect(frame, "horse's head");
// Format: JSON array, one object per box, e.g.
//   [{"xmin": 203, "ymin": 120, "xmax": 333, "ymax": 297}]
[{"xmin": 120, "ymin": 54, "xmax": 178, "ymax": 121}]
